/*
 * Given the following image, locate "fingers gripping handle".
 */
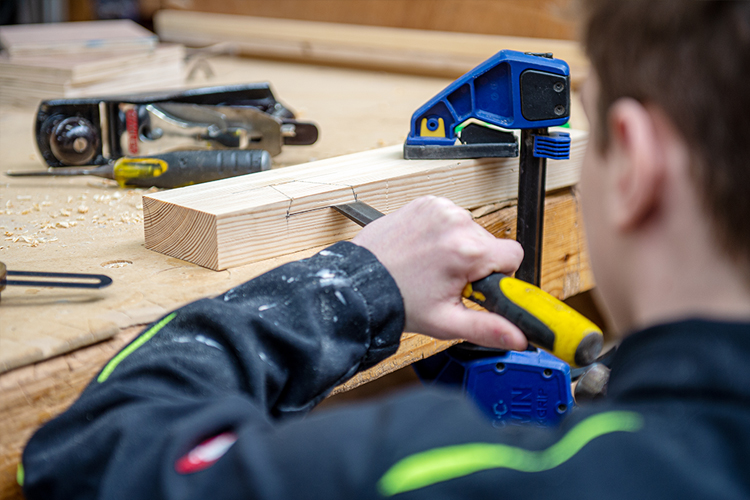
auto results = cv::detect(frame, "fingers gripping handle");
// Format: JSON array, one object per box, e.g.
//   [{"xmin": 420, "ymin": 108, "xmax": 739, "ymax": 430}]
[{"xmin": 463, "ymin": 274, "xmax": 603, "ymax": 367}]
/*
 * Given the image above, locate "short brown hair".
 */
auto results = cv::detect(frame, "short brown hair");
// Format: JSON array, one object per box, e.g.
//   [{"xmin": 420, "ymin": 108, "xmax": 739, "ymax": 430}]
[{"xmin": 583, "ymin": 0, "xmax": 750, "ymax": 270}]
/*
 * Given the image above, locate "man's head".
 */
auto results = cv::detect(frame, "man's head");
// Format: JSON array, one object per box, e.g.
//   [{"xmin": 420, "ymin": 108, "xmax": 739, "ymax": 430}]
[{"xmin": 578, "ymin": 1, "xmax": 750, "ymax": 331}]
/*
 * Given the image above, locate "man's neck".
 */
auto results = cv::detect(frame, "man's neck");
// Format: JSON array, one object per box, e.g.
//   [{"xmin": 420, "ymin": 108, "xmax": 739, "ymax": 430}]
[{"xmin": 628, "ymin": 202, "xmax": 750, "ymax": 332}]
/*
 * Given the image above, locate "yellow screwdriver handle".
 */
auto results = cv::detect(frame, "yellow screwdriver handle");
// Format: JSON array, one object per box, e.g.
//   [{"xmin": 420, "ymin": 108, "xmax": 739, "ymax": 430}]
[
  {"xmin": 112, "ymin": 157, "xmax": 168, "ymax": 187},
  {"xmin": 463, "ymin": 273, "xmax": 603, "ymax": 367}
]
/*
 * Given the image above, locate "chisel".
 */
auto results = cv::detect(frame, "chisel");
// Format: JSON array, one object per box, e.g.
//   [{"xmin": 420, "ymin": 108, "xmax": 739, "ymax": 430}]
[
  {"xmin": 6, "ymin": 150, "xmax": 271, "ymax": 189},
  {"xmin": 333, "ymin": 201, "xmax": 603, "ymax": 368}
]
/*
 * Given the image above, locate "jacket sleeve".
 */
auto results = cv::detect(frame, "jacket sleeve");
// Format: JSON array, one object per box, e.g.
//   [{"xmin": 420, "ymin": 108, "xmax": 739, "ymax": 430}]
[{"xmin": 21, "ymin": 241, "xmax": 406, "ymax": 500}]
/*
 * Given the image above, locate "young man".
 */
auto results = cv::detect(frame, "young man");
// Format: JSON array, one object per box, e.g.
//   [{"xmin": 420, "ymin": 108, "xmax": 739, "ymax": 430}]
[{"xmin": 21, "ymin": 1, "xmax": 750, "ymax": 498}]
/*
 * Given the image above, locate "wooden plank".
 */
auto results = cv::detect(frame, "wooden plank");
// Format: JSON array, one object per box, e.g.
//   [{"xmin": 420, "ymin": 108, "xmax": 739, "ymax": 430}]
[
  {"xmin": 0, "ymin": 44, "xmax": 183, "ymax": 86},
  {"xmin": 149, "ymin": 0, "xmax": 577, "ymax": 40},
  {"xmin": 0, "ymin": 20, "xmax": 157, "ymax": 58},
  {"xmin": 0, "ymin": 45, "xmax": 185, "ymax": 107},
  {"xmin": 154, "ymin": 10, "xmax": 588, "ymax": 86},
  {"xmin": 143, "ymin": 129, "xmax": 587, "ymax": 270},
  {"xmin": 0, "ymin": 187, "xmax": 592, "ymax": 500}
]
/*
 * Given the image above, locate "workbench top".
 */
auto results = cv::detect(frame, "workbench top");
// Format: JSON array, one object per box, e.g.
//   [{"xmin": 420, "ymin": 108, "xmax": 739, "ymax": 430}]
[
  {"xmin": 0, "ymin": 55, "xmax": 591, "ymax": 500},
  {"xmin": 0, "ymin": 56, "xmax": 465, "ymax": 373}
]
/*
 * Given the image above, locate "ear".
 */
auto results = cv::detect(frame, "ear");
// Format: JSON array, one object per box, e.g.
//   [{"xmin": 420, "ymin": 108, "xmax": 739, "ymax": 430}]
[{"xmin": 607, "ymin": 98, "xmax": 667, "ymax": 231}]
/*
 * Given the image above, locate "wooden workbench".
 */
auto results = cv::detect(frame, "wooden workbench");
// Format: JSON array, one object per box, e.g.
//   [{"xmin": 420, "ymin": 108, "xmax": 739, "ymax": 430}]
[{"xmin": 0, "ymin": 55, "xmax": 593, "ymax": 499}]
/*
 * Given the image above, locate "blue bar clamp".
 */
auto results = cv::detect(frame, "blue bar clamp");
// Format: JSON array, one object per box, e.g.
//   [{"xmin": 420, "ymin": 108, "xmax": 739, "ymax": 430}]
[{"xmin": 406, "ymin": 50, "xmax": 578, "ymax": 427}]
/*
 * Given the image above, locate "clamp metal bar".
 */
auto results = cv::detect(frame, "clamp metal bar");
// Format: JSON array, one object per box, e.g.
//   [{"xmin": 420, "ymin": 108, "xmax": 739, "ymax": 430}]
[{"xmin": 516, "ymin": 127, "xmax": 548, "ymax": 286}]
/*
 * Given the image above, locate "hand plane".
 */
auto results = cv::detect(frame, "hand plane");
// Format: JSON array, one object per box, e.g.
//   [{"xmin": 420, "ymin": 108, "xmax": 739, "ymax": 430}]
[{"xmin": 34, "ymin": 83, "xmax": 319, "ymax": 168}]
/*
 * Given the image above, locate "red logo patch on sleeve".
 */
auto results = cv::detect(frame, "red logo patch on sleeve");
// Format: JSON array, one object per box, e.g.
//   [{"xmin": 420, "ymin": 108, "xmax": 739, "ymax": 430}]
[{"xmin": 175, "ymin": 431, "xmax": 238, "ymax": 474}]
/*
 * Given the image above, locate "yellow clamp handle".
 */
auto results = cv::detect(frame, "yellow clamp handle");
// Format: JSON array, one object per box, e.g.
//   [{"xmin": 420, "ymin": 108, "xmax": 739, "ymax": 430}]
[{"xmin": 463, "ymin": 274, "xmax": 603, "ymax": 367}]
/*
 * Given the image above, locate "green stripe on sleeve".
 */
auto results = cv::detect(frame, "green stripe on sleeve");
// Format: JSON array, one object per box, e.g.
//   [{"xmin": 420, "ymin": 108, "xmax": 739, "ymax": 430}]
[
  {"xmin": 16, "ymin": 463, "xmax": 24, "ymax": 487},
  {"xmin": 97, "ymin": 313, "xmax": 177, "ymax": 383},
  {"xmin": 378, "ymin": 410, "xmax": 643, "ymax": 496}
]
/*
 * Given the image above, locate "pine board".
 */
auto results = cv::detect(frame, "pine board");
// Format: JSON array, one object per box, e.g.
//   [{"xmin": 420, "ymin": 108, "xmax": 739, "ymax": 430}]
[
  {"xmin": 154, "ymin": 10, "xmax": 588, "ymax": 86},
  {"xmin": 0, "ymin": 44, "xmax": 184, "ymax": 85},
  {"xmin": 0, "ymin": 19, "xmax": 157, "ymax": 57},
  {"xmin": 0, "ymin": 45, "xmax": 185, "ymax": 107},
  {"xmin": 143, "ymin": 129, "xmax": 587, "ymax": 270}
]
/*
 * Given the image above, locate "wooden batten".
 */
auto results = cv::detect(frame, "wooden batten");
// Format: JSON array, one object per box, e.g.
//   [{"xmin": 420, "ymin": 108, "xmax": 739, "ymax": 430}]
[
  {"xmin": 143, "ymin": 129, "xmax": 587, "ymax": 270},
  {"xmin": 154, "ymin": 10, "xmax": 588, "ymax": 86}
]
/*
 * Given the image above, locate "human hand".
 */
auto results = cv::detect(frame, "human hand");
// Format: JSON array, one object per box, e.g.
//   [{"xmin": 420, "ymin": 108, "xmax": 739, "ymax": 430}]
[{"xmin": 352, "ymin": 196, "xmax": 528, "ymax": 351}]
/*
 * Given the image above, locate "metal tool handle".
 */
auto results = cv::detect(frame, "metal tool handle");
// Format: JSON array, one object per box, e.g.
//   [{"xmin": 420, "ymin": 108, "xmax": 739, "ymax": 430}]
[{"xmin": 1, "ymin": 262, "xmax": 112, "ymax": 295}]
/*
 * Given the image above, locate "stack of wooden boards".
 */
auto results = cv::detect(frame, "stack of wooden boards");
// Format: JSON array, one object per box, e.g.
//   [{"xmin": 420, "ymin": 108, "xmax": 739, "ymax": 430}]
[
  {"xmin": 143, "ymin": 128, "xmax": 587, "ymax": 271},
  {"xmin": 0, "ymin": 20, "xmax": 184, "ymax": 107}
]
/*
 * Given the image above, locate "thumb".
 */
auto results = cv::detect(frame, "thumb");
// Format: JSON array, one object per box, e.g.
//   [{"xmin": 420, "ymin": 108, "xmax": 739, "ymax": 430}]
[{"xmin": 435, "ymin": 305, "xmax": 529, "ymax": 351}]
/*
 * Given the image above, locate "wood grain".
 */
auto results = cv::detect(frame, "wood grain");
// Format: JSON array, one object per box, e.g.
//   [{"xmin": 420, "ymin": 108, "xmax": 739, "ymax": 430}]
[
  {"xmin": 143, "ymin": 129, "xmax": 587, "ymax": 270},
  {"xmin": 154, "ymin": 10, "xmax": 588, "ymax": 86},
  {"xmin": 0, "ymin": 187, "xmax": 592, "ymax": 500}
]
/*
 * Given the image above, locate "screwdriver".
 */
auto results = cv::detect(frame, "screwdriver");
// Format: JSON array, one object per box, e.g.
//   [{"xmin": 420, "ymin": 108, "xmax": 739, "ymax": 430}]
[
  {"xmin": 6, "ymin": 150, "xmax": 271, "ymax": 189},
  {"xmin": 332, "ymin": 201, "xmax": 603, "ymax": 368}
]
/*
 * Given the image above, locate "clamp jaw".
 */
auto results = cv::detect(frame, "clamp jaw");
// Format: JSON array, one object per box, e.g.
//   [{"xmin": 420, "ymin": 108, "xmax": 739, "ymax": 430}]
[{"xmin": 404, "ymin": 50, "xmax": 571, "ymax": 161}]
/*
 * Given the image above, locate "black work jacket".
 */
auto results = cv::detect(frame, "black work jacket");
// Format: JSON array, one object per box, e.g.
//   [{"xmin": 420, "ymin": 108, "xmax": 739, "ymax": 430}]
[{"xmin": 21, "ymin": 242, "xmax": 750, "ymax": 499}]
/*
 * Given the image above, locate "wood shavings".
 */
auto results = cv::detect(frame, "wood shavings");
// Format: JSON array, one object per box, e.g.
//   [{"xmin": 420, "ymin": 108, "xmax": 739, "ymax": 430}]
[
  {"xmin": 93, "ymin": 194, "xmax": 112, "ymax": 204},
  {"xmin": 60, "ymin": 209, "xmax": 71, "ymax": 217},
  {"xmin": 16, "ymin": 195, "xmax": 31, "ymax": 200},
  {"xmin": 118, "ymin": 212, "xmax": 143, "ymax": 224},
  {"xmin": 4, "ymin": 231, "xmax": 13, "ymax": 237},
  {"xmin": 67, "ymin": 196, "xmax": 74, "ymax": 203},
  {"xmin": 77, "ymin": 205, "xmax": 89, "ymax": 214},
  {"xmin": 41, "ymin": 201, "xmax": 52, "ymax": 207},
  {"xmin": 5, "ymin": 201, "xmax": 12, "ymax": 208}
]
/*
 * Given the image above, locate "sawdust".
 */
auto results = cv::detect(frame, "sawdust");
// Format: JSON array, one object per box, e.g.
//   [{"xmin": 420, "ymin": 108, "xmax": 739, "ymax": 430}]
[{"xmin": 0, "ymin": 187, "xmax": 146, "ymax": 248}]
